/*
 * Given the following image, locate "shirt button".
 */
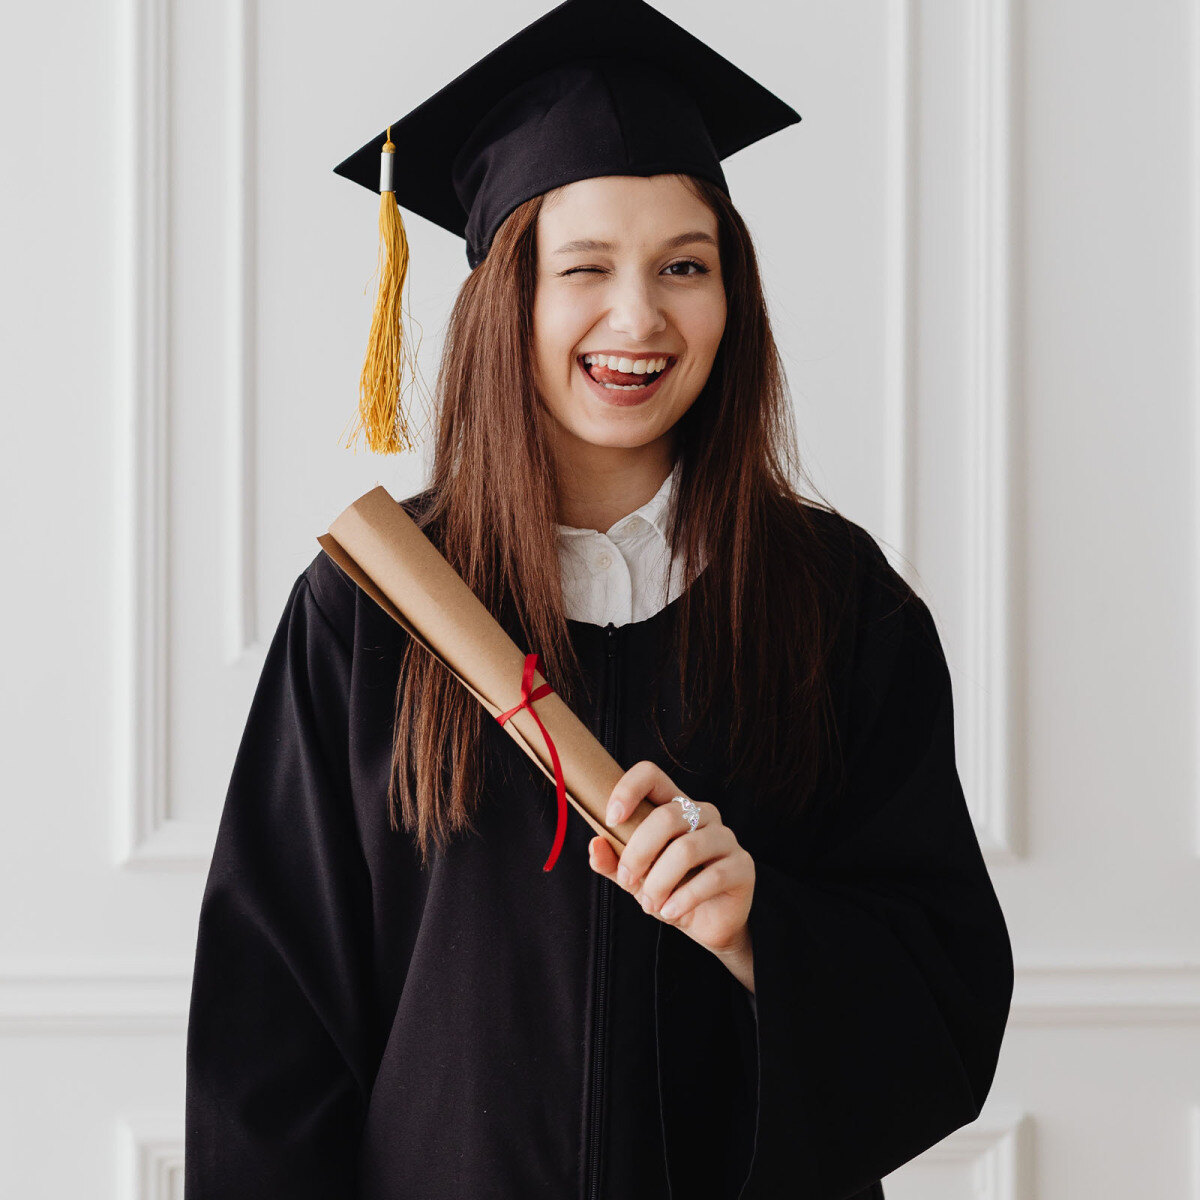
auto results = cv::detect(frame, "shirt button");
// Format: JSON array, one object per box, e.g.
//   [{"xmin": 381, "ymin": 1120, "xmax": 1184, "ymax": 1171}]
[{"xmin": 595, "ymin": 551, "xmax": 613, "ymax": 569}]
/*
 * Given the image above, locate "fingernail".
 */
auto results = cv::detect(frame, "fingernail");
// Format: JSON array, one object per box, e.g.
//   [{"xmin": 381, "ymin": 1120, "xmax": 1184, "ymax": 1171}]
[
  {"xmin": 617, "ymin": 865, "xmax": 630, "ymax": 886},
  {"xmin": 606, "ymin": 801, "xmax": 620, "ymax": 825}
]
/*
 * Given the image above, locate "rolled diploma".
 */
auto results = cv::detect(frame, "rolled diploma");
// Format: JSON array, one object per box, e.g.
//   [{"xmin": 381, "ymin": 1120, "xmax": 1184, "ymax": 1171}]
[{"xmin": 317, "ymin": 484, "xmax": 656, "ymax": 857}]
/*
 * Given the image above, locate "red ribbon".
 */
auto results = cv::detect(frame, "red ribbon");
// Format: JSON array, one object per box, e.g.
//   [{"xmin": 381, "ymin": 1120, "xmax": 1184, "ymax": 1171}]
[{"xmin": 495, "ymin": 652, "xmax": 567, "ymax": 872}]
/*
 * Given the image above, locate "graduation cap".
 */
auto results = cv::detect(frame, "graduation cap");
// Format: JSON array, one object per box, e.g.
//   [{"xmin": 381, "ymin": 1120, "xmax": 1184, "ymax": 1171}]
[{"xmin": 333, "ymin": 0, "xmax": 801, "ymax": 454}]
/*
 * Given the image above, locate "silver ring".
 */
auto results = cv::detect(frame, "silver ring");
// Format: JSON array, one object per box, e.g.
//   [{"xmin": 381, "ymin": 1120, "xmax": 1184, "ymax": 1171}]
[{"xmin": 671, "ymin": 795, "xmax": 700, "ymax": 833}]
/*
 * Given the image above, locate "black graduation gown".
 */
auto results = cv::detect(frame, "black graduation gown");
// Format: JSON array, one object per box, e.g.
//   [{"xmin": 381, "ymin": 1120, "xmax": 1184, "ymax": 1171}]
[{"xmin": 183, "ymin": 499, "xmax": 1013, "ymax": 1200}]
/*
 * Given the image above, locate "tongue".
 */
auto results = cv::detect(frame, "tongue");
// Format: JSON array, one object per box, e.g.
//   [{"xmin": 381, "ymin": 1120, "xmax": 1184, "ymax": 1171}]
[{"xmin": 589, "ymin": 362, "xmax": 660, "ymax": 386}]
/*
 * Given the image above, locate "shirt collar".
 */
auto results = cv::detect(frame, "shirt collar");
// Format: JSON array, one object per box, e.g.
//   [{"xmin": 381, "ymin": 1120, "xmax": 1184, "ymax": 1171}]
[{"xmin": 555, "ymin": 459, "xmax": 679, "ymax": 544}]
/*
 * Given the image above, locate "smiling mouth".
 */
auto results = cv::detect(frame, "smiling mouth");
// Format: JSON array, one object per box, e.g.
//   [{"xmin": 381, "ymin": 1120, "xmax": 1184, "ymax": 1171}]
[{"xmin": 578, "ymin": 355, "xmax": 677, "ymax": 389}]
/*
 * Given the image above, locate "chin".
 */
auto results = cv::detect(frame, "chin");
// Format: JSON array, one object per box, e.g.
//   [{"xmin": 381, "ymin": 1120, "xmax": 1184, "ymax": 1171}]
[{"xmin": 555, "ymin": 410, "xmax": 656, "ymax": 449}]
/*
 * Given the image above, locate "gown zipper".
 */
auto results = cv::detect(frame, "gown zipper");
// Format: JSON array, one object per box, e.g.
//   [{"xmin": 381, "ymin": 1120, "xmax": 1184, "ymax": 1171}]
[{"xmin": 586, "ymin": 621, "xmax": 620, "ymax": 1200}]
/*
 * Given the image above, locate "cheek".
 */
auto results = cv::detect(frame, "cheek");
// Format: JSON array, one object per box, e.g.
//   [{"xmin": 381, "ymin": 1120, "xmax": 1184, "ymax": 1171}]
[
  {"xmin": 534, "ymin": 287, "xmax": 593, "ymax": 374},
  {"xmin": 686, "ymin": 293, "xmax": 727, "ymax": 356}
]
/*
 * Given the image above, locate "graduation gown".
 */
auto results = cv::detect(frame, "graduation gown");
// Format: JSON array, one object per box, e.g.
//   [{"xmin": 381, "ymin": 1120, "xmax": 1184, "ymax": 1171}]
[{"xmin": 183, "ymin": 496, "xmax": 1014, "ymax": 1200}]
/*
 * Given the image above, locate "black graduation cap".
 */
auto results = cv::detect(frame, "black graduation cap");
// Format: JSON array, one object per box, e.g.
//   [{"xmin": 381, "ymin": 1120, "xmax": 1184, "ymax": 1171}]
[{"xmin": 334, "ymin": 0, "xmax": 801, "ymax": 454}]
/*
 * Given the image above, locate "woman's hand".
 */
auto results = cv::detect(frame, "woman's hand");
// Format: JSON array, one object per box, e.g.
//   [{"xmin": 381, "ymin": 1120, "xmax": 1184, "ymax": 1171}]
[{"xmin": 588, "ymin": 760, "xmax": 756, "ymax": 972}]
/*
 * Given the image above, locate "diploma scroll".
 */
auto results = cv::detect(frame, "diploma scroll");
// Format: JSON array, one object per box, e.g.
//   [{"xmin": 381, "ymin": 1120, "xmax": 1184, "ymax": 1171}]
[{"xmin": 317, "ymin": 485, "xmax": 655, "ymax": 869}]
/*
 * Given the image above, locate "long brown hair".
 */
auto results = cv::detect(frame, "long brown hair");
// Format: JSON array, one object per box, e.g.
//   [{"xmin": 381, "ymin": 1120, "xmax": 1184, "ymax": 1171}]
[{"xmin": 389, "ymin": 173, "xmax": 865, "ymax": 869}]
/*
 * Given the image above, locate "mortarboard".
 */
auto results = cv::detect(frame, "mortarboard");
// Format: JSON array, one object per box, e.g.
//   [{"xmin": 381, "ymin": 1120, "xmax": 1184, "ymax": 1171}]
[{"xmin": 333, "ymin": 0, "xmax": 801, "ymax": 454}]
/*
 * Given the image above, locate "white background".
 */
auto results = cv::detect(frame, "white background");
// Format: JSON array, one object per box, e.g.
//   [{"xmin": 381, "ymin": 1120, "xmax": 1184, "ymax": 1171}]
[{"xmin": 0, "ymin": 0, "xmax": 1197, "ymax": 1195}]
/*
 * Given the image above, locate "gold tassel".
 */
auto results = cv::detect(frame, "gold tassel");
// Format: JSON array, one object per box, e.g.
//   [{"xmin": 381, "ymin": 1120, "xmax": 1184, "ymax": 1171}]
[{"xmin": 342, "ymin": 127, "xmax": 423, "ymax": 455}]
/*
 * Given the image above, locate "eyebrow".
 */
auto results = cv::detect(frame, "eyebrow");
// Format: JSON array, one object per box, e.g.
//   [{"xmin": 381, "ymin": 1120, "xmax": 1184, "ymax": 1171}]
[{"xmin": 552, "ymin": 231, "xmax": 718, "ymax": 255}]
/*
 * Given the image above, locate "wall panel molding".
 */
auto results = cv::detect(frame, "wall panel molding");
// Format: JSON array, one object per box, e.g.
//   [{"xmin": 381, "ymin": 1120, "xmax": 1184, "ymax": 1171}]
[
  {"xmin": 0, "ymin": 965, "xmax": 190, "ymax": 1034},
  {"xmin": 916, "ymin": 1106, "xmax": 1028, "ymax": 1200},
  {"xmin": 880, "ymin": 0, "xmax": 918, "ymax": 561},
  {"xmin": 962, "ymin": 0, "xmax": 1017, "ymax": 861},
  {"xmin": 115, "ymin": 0, "xmax": 256, "ymax": 870},
  {"xmin": 224, "ymin": 0, "xmax": 260, "ymax": 667},
  {"xmin": 882, "ymin": 0, "xmax": 1018, "ymax": 863},
  {"xmin": 117, "ymin": 1114, "xmax": 185, "ymax": 1200},
  {"xmin": 1009, "ymin": 962, "xmax": 1200, "ymax": 1026},
  {"xmin": 1192, "ymin": 0, "xmax": 1200, "ymax": 860},
  {"xmin": 113, "ymin": 0, "xmax": 171, "ymax": 869},
  {"xmin": 1189, "ymin": 1104, "xmax": 1200, "ymax": 1200},
  {"xmin": 7, "ymin": 962, "xmax": 1200, "ymax": 1032}
]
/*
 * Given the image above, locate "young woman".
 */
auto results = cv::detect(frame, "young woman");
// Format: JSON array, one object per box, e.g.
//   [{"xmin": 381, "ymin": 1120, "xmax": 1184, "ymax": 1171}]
[{"xmin": 184, "ymin": 3, "xmax": 1014, "ymax": 1198}]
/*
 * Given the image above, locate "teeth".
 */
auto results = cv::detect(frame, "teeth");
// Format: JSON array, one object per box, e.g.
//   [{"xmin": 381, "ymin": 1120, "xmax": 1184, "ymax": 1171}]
[{"xmin": 582, "ymin": 353, "xmax": 670, "ymax": 373}]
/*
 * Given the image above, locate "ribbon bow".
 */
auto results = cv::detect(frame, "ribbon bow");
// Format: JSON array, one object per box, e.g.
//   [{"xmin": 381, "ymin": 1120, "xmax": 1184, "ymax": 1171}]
[{"xmin": 495, "ymin": 652, "xmax": 567, "ymax": 871}]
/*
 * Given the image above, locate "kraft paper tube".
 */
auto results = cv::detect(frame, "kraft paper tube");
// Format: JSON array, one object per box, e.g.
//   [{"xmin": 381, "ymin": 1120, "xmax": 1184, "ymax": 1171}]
[{"xmin": 317, "ymin": 484, "xmax": 657, "ymax": 859}]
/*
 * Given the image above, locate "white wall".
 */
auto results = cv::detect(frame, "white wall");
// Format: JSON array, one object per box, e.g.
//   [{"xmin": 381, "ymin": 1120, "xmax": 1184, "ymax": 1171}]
[{"xmin": 0, "ymin": 0, "xmax": 1196, "ymax": 1195}]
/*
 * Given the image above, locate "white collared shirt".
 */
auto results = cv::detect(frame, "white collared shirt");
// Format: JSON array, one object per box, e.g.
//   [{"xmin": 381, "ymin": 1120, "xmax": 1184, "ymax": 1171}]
[
  {"xmin": 554, "ymin": 460, "xmax": 697, "ymax": 628},
  {"xmin": 555, "ymin": 465, "xmax": 755, "ymax": 1015}
]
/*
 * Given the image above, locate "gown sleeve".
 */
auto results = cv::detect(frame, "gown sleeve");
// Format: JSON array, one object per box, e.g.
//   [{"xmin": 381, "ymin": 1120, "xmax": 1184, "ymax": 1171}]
[
  {"xmin": 734, "ymin": 536, "xmax": 1014, "ymax": 1199},
  {"xmin": 184, "ymin": 567, "xmax": 376, "ymax": 1198}
]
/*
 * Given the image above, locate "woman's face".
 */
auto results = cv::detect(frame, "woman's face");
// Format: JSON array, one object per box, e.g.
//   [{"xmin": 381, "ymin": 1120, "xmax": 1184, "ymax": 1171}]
[{"xmin": 532, "ymin": 174, "xmax": 726, "ymax": 462}]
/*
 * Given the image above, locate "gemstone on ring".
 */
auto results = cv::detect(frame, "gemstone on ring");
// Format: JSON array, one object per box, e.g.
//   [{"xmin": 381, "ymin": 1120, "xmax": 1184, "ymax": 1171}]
[{"xmin": 671, "ymin": 795, "xmax": 700, "ymax": 833}]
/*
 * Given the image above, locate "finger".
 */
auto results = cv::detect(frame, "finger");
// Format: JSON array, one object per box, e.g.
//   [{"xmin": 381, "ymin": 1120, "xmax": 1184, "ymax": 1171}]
[
  {"xmin": 617, "ymin": 802, "xmax": 720, "ymax": 890},
  {"xmin": 588, "ymin": 835, "xmax": 620, "ymax": 877},
  {"xmin": 655, "ymin": 851, "xmax": 744, "ymax": 921},
  {"xmin": 605, "ymin": 760, "xmax": 681, "ymax": 824},
  {"xmin": 636, "ymin": 824, "xmax": 738, "ymax": 908},
  {"xmin": 622, "ymin": 834, "xmax": 726, "ymax": 920}
]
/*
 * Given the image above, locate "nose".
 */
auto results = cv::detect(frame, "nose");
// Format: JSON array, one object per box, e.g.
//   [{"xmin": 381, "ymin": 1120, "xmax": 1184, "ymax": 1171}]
[{"xmin": 605, "ymin": 274, "xmax": 668, "ymax": 344}]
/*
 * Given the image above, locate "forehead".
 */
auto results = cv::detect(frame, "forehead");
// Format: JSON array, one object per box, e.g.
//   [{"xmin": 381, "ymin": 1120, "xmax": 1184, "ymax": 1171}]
[{"xmin": 537, "ymin": 174, "xmax": 716, "ymax": 247}]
